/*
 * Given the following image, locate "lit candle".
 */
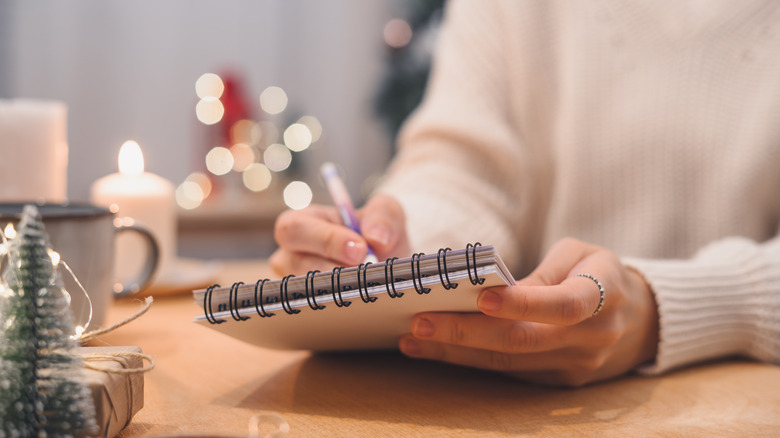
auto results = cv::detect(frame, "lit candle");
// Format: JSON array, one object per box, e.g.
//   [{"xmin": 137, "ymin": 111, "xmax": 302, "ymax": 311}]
[
  {"xmin": 90, "ymin": 140, "xmax": 176, "ymax": 284},
  {"xmin": 0, "ymin": 99, "xmax": 68, "ymax": 202}
]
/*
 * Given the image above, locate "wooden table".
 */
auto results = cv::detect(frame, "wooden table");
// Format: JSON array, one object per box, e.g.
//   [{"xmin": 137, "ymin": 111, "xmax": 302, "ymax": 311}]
[{"xmin": 99, "ymin": 259, "xmax": 780, "ymax": 437}]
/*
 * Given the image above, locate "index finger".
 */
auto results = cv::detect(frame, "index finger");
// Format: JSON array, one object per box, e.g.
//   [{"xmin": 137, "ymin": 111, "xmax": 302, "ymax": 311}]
[
  {"xmin": 274, "ymin": 204, "xmax": 368, "ymax": 266},
  {"xmin": 477, "ymin": 275, "xmax": 604, "ymax": 325}
]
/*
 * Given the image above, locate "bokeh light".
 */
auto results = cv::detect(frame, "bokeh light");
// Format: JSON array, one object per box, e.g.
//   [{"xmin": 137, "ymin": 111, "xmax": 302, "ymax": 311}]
[
  {"xmin": 263, "ymin": 143, "xmax": 292, "ymax": 172},
  {"xmin": 176, "ymin": 180, "xmax": 205, "ymax": 210},
  {"xmin": 283, "ymin": 181, "xmax": 313, "ymax": 210},
  {"xmin": 256, "ymin": 121, "xmax": 279, "ymax": 145},
  {"xmin": 297, "ymin": 115, "xmax": 322, "ymax": 142},
  {"xmin": 47, "ymin": 248, "xmax": 60, "ymax": 267},
  {"xmin": 384, "ymin": 19, "xmax": 413, "ymax": 48},
  {"xmin": 283, "ymin": 123, "xmax": 313, "ymax": 152},
  {"xmin": 195, "ymin": 73, "xmax": 225, "ymax": 99},
  {"xmin": 259, "ymin": 86, "xmax": 288, "ymax": 115},
  {"xmin": 196, "ymin": 97, "xmax": 225, "ymax": 125},
  {"xmin": 230, "ymin": 119, "xmax": 258, "ymax": 145},
  {"xmin": 4, "ymin": 223, "xmax": 16, "ymax": 239},
  {"xmin": 205, "ymin": 146, "xmax": 234, "ymax": 175},
  {"xmin": 230, "ymin": 143, "xmax": 255, "ymax": 172},
  {"xmin": 186, "ymin": 172, "xmax": 212, "ymax": 199},
  {"xmin": 242, "ymin": 163, "xmax": 273, "ymax": 192}
]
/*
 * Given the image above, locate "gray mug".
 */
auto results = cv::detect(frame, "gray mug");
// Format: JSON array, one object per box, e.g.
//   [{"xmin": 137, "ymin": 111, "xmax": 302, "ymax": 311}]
[{"xmin": 0, "ymin": 202, "xmax": 159, "ymax": 329}]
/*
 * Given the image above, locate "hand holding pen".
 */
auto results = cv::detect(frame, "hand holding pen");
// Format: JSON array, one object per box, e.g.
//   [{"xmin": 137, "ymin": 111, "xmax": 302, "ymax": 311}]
[
  {"xmin": 320, "ymin": 162, "xmax": 379, "ymax": 264},
  {"xmin": 270, "ymin": 163, "xmax": 410, "ymax": 275}
]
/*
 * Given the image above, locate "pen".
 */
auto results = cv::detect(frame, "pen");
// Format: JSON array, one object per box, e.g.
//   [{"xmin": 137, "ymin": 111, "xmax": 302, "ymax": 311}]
[{"xmin": 320, "ymin": 162, "xmax": 379, "ymax": 264}]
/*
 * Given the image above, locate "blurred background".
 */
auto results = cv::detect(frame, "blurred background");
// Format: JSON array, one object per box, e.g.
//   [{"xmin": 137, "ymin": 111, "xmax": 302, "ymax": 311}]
[{"xmin": 0, "ymin": 0, "xmax": 444, "ymax": 259}]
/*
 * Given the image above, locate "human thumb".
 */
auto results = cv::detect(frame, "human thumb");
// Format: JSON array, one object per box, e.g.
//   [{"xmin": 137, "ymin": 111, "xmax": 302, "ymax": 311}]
[{"xmin": 359, "ymin": 194, "xmax": 409, "ymax": 258}]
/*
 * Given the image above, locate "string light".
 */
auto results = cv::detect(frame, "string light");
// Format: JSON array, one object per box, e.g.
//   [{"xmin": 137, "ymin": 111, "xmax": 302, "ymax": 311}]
[
  {"xmin": 175, "ymin": 180, "xmax": 205, "ymax": 210},
  {"xmin": 186, "ymin": 172, "xmax": 213, "ymax": 199},
  {"xmin": 185, "ymin": 76, "xmax": 328, "ymax": 211},
  {"xmin": 283, "ymin": 181, "xmax": 313, "ymax": 210},
  {"xmin": 230, "ymin": 143, "xmax": 256, "ymax": 172},
  {"xmin": 256, "ymin": 121, "xmax": 279, "ymax": 145},
  {"xmin": 297, "ymin": 115, "xmax": 323, "ymax": 142},
  {"xmin": 283, "ymin": 123, "xmax": 312, "ymax": 152},
  {"xmin": 195, "ymin": 73, "xmax": 225, "ymax": 99},
  {"xmin": 263, "ymin": 144, "xmax": 292, "ymax": 172},
  {"xmin": 205, "ymin": 147, "xmax": 234, "ymax": 175},
  {"xmin": 196, "ymin": 97, "xmax": 225, "ymax": 125},
  {"xmin": 259, "ymin": 86, "xmax": 288, "ymax": 115},
  {"xmin": 230, "ymin": 119, "xmax": 259, "ymax": 145},
  {"xmin": 4, "ymin": 223, "xmax": 16, "ymax": 239},
  {"xmin": 384, "ymin": 19, "xmax": 413, "ymax": 48},
  {"xmin": 47, "ymin": 249, "xmax": 61, "ymax": 267},
  {"xmin": 242, "ymin": 163, "xmax": 273, "ymax": 192}
]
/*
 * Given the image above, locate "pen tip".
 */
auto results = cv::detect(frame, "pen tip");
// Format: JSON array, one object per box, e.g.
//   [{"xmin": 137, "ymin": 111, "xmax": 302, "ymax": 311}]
[{"xmin": 364, "ymin": 254, "xmax": 379, "ymax": 264}]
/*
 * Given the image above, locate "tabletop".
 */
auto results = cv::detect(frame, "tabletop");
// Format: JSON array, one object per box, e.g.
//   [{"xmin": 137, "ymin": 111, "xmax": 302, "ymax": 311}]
[{"xmin": 97, "ymin": 259, "xmax": 780, "ymax": 437}]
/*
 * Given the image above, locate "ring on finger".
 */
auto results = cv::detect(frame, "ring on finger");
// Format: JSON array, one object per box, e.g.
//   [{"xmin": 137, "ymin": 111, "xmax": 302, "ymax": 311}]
[{"xmin": 576, "ymin": 273, "xmax": 605, "ymax": 316}]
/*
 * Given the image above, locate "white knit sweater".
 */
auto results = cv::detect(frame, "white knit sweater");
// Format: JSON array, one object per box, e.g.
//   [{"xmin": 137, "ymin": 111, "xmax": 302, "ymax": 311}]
[{"xmin": 378, "ymin": 0, "xmax": 780, "ymax": 374}]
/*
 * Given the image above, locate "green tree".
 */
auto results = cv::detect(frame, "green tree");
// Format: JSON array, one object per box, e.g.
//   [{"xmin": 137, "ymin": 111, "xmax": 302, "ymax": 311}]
[
  {"xmin": 375, "ymin": 0, "xmax": 445, "ymax": 142},
  {"xmin": 0, "ymin": 205, "xmax": 97, "ymax": 437}
]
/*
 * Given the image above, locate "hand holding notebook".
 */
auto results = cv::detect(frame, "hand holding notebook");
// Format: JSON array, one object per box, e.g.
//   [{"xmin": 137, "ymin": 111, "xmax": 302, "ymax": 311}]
[
  {"xmin": 194, "ymin": 243, "xmax": 515, "ymax": 351},
  {"xmin": 193, "ymin": 166, "xmax": 513, "ymax": 351}
]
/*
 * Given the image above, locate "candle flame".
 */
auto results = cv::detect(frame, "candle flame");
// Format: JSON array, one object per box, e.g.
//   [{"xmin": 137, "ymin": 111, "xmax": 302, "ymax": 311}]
[{"xmin": 118, "ymin": 140, "xmax": 145, "ymax": 176}]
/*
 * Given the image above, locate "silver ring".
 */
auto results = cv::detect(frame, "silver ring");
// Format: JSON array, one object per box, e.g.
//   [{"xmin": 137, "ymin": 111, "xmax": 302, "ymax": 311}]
[{"xmin": 576, "ymin": 273, "xmax": 605, "ymax": 316}]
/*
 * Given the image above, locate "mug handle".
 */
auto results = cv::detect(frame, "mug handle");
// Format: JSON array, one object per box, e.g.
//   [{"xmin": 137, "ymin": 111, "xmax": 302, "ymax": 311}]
[{"xmin": 112, "ymin": 223, "xmax": 160, "ymax": 297}]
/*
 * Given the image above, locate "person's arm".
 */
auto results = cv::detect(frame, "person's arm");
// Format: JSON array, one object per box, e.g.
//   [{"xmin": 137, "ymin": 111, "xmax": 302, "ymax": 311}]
[
  {"xmin": 625, "ymin": 235, "xmax": 780, "ymax": 375},
  {"xmin": 273, "ymin": 0, "xmax": 541, "ymax": 275},
  {"xmin": 399, "ymin": 235, "xmax": 780, "ymax": 386},
  {"xmin": 376, "ymin": 0, "xmax": 545, "ymax": 271}
]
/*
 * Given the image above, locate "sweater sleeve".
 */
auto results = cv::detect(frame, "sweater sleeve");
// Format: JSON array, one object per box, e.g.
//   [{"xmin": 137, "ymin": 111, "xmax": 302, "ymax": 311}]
[
  {"xmin": 375, "ymin": 0, "xmax": 544, "ymax": 272},
  {"xmin": 624, "ymin": 236, "xmax": 780, "ymax": 375}
]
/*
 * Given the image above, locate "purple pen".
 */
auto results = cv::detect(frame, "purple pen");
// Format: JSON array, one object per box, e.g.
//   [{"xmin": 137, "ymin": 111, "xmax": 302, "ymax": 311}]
[{"xmin": 320, "ymin": 162, "xmax": 379, "ymax": 264}]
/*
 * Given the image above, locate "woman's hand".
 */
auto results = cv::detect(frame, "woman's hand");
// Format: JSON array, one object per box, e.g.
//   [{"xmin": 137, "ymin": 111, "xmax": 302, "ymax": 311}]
[
  {"xmin": 399, "ymin": 238, "xmax": 659, "ymax": 387},
  {"xmin": 270, "ymin": 194, "xmax": 410, "ymax": 276}
]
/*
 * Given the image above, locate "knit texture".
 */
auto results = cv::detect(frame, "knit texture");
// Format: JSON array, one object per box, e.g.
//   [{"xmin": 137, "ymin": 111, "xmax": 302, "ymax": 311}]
[{"xmin": 378, "ymin": 0, "xmax": 780, "ymax": 374}]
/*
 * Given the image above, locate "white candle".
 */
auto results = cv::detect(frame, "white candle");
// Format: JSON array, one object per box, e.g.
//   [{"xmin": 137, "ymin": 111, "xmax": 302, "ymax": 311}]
[
  {"xmin": 90, "ymin": 140, "xmax": 176, "ymax": 284},
  {"xmin": 0, "ymin": 99, "xmax": 68, "ymax": 202}
]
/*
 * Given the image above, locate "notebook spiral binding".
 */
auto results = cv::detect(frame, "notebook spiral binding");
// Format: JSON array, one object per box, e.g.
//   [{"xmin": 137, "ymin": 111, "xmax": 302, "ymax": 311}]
[
  {"xmin": 306, "ymin": 270, "xmax": 326, "ymax": 311},
  {"xmin": 229, "ymin": 281, "xmax": 248, "ymax": 321},
  {"xmin": 437, "ymin": 247, "xmax": 458, "ymax": 290},
  {"xmin": 204, "ymin": 284, "xmax": 224, "ymax": 324},
  {"xmin": 331, "ymin": 266, "xmax": 351, "ymax": 308},
  {"xmin": 206, "ymin": 242, "xmax": 486, "ymax": 325},
  {"xmin": 254, "ymin": 278, "xmax": 275, "ymax": 318},
  {"xmin": 466, "ymin": 242, "xmax": 485, "ymax": 286},
  {"xmin": 384, "ymin": 257, "xmax": 403, "ymax": 298},
  {"xmin": 357, "ymin": 262, "xmax": 378, "ymax": 303},
  {"xmin": 280, "ymin": 275, "xmax": 300, "ymax": 315}
]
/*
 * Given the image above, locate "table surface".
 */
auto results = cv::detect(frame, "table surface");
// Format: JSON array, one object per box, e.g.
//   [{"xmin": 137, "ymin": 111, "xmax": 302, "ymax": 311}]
[{"xmin": 98, "ymin": 259, "xmax": 780, "ymax": 437}]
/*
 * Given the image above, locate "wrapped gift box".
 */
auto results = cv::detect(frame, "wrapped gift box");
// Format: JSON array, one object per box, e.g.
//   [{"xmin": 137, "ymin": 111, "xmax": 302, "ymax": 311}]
[{"xmin": 74, "ymin": 346, "xmax": 145, "ymax": 438}]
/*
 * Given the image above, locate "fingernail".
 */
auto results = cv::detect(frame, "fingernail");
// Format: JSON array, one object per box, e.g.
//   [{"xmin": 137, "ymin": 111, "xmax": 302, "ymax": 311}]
[
  {"xmin": 344, "ymin": 240, "xmax": 364, "ymax": 264},
  {"xmin": 479, "ymin": 290, "xmax": 503, "ymax": 312},
  {"xmin": 412, "ymin": 317, "xmax": 435, "ymax": 338},
  {"xmin": 363, "ymin": 223, "xmax": 392, "ymax": 247},
  {"xmin": 399, "ymin": 337, "xmax": 421, "ymax": 356}
]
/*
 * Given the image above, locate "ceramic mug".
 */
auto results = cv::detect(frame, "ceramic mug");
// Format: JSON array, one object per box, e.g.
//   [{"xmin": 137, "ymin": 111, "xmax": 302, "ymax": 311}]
[{"xmin": 0, "ymin": 202, "xmax": 159, "ymax": 329}]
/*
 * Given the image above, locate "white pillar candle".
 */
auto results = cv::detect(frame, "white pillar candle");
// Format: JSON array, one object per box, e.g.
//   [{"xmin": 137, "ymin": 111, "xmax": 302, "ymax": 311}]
[
  {"xmin": 90, "ymin": 140, "xmax": 176, "ymax": 284},
  {"xmin": 0, "ymin": 99, "xmax": 68, "ymax": 202}
]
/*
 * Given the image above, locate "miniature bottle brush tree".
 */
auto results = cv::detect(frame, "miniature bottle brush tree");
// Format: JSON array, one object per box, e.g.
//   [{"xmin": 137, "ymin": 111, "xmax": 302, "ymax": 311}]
[{"xmin": 0, "ymin": 205, "xmax": 97, "ymax": 436}]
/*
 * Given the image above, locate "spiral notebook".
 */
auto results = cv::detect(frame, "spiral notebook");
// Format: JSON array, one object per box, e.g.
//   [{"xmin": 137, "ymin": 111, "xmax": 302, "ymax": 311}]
[{"xmin": 192, "ymin": 243, "xmax": 515, "ymax": 351}]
